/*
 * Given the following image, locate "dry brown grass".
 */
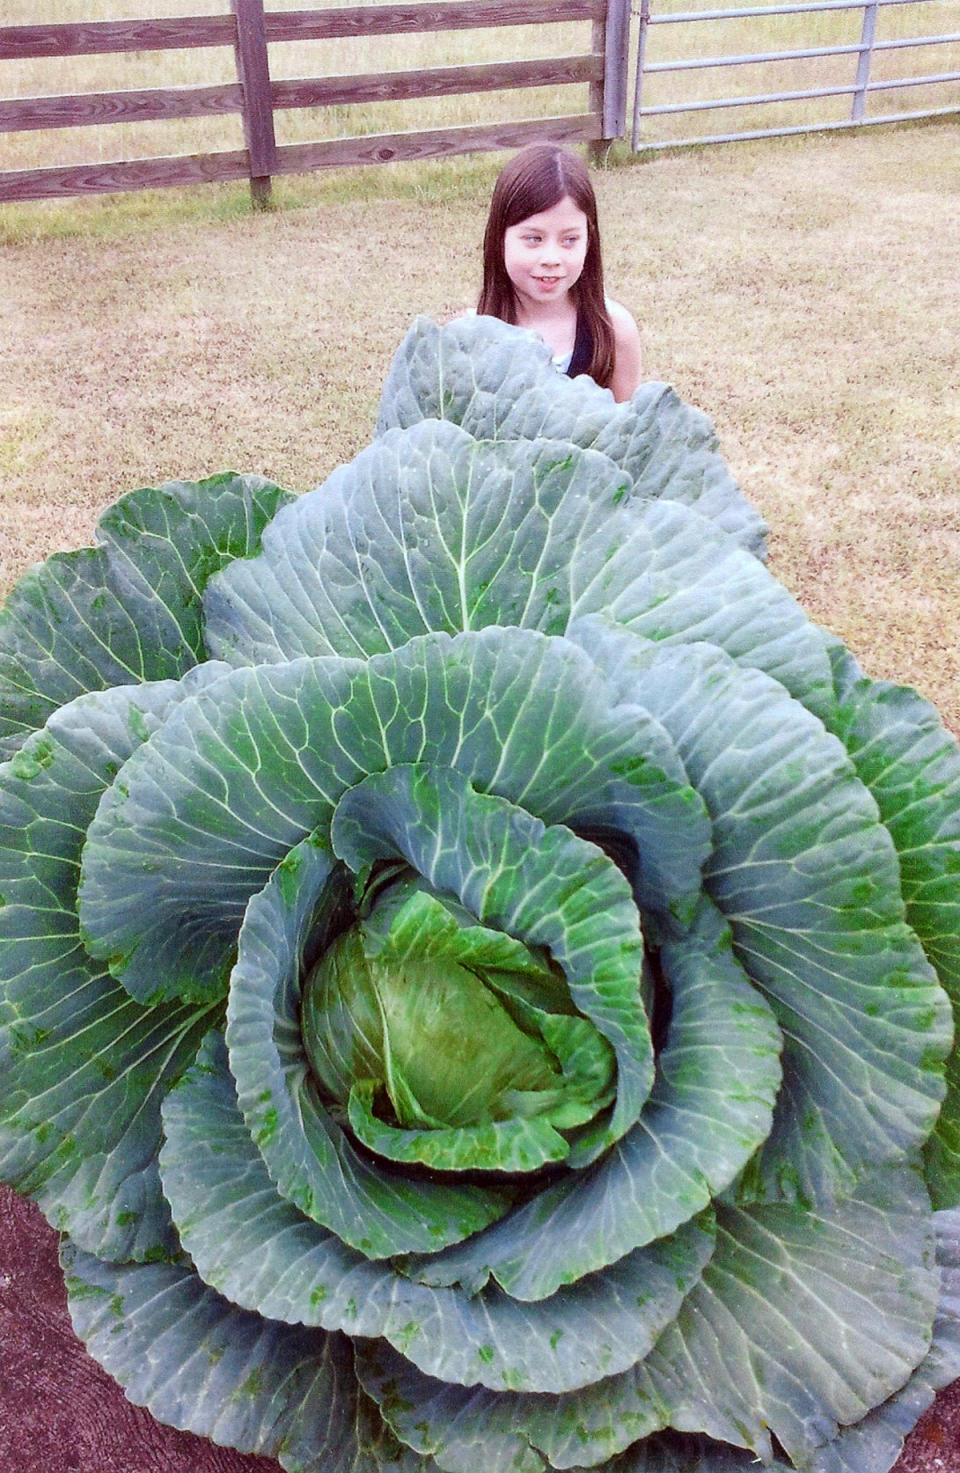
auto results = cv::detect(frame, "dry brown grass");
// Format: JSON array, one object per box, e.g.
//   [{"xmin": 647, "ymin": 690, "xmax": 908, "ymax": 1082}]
[{"xmin": 1, "ymin": 120, "xmax": 958, "ymax": 736}]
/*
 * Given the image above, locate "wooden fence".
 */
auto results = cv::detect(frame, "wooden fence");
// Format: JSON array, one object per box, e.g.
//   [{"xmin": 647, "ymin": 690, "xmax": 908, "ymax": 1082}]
[{"xmin": 0, "ymin": 0, "xmax": 631, "ymax": 206}]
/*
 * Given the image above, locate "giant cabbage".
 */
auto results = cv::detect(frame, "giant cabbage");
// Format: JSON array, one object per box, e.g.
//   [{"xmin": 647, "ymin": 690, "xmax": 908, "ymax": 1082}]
[{"xmin": 1, "ymin": 316, "xmax": 959, "ymax": 1473}]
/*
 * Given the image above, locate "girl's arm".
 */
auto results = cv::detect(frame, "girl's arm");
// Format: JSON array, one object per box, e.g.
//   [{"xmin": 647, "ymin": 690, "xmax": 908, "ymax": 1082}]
[{"xmin": 608, "ymin": 300, "xmax": 644, "ymax": 402}]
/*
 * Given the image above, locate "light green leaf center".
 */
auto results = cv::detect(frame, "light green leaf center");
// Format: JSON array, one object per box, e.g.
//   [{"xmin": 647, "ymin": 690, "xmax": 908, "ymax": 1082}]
[{"xmin": 301, "ymin": 877, "xmax": 615, "ymax": 1144}]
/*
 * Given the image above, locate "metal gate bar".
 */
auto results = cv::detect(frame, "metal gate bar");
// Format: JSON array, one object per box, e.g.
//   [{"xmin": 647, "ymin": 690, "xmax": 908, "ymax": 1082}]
[
  {"xmin": 639, "ymin": 70, "xmax": 960, "ymax": 113},
  {"xmin": 643, "ymin": 0, "xmax": 933, "ymax": 25},
  {"xmin": 644, "ymin": 33, "xmax": 960, "ymax": 71}
]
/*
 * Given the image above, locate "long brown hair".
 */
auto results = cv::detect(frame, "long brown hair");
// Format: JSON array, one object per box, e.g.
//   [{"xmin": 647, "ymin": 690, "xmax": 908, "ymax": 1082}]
[{"xmin": 478, "ymin": 144, "xmax": 615, "ymax": 389}]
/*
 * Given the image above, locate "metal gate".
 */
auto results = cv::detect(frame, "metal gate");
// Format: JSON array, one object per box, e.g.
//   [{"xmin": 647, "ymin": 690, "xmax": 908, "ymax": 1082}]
[{"xmin": 630, "ymin": 0, "xmax": 960, "ymax": 150}]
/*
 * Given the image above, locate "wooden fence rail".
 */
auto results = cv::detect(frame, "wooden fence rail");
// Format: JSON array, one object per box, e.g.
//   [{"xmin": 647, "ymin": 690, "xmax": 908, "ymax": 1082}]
[{"xmin": 0, "ymin": 0, "xmax": 630, "ymax": 206}]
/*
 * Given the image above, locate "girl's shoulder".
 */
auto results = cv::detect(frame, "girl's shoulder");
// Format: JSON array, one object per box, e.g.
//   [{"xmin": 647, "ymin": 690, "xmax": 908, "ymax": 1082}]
[
  {"xmin": 605, "ymin": 296, "xmax": 641, "ymax": 338},
  {"xmin": 604, "ymin": 298, "xmax": 644, "ymax": 402}
]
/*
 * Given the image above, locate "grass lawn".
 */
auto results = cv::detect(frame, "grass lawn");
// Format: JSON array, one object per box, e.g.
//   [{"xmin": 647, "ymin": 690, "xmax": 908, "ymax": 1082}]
[{"xmin": 1, "ymin": 120, "xmax": 958, "ymax": 734}]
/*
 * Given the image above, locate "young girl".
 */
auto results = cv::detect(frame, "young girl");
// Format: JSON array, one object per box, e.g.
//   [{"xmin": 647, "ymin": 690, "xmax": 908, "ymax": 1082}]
[{"xmin": 478, "ymin": 143, "xmax": 643, "ymax": 402}]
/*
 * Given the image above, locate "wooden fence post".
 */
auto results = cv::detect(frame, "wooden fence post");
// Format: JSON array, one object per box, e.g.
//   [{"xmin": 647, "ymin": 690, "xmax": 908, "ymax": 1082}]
[
  {"xmin": 230, "ymin": 0, "xmax": 277, "ymax": 207},
  {"xmin": 590, "ymin": 0, "xmax": 630, "ymax": 159},
  {"xmin": 603, "ymin": 0, "xmax": 630, "ymax": 139}
]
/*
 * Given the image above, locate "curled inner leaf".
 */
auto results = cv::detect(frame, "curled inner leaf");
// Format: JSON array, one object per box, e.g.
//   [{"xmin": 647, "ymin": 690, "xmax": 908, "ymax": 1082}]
[{"xmin": 301, "ymin": 875, "xmax": 616, "ymax": 1173}]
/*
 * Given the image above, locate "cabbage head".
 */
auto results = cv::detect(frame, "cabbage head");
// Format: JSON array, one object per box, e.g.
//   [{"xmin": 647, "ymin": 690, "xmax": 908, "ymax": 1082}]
[{"xmin": 2, "ymin": 316, "xmax": 960, "ymax": 1473}]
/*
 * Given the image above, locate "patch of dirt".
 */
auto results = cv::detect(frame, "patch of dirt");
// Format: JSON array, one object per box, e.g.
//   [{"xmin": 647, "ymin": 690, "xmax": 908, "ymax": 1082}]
[
  {"xmin": 0, "ymin": 1185, "xmax": 279, "ymax": 1473},
  {"xmin": 898, "ymin": 1383, "xmax": 960, "ymax": 1473}
]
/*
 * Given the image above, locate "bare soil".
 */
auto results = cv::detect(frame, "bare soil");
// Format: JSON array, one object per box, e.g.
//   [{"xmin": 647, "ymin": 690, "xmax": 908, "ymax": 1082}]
[{"xmin": 0, "ymin": 1185, "xmax": 276, "ymax": 1473}]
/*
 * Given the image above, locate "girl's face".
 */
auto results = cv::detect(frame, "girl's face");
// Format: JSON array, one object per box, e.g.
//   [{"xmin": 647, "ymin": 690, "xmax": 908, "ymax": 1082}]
[{"xmin": 502, "ymin": 195, "xmax": 589, "ymax": 313}]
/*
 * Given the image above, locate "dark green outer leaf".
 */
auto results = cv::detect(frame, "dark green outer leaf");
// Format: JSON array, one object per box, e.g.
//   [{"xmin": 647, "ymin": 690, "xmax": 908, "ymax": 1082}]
[
  {"xmin": 569, "ymin": 619, "xmax": 951, "ymax": 1204},
  {"xmin": 641, "ymin": 1165, "xmax": 938, "ymax": 1467},
  {"xmin": 98, "ymin": 472, "xmax": 295, "ymax": 656},
  {"xmin": 0, "ymin": 670, "xmax": 227, "ymax": 1261},
  {"xmin": 606, "ymin": 1206, "xmax": 960, "ymax": 1473},
  {"xmin": 0, "ymin": 473, "xmax": 293, "ymax": 760},
  {"xmin": 355, "ymin": 1336, "xmax": 671, "ymax": 1473},
  {"xmin": 78, "ymin": 629, "xmax": 708, "ymax": 1005},
  {"xmin": 0, "ymin": 547, "xmax": 163, "ymax": 760},
  {"xmin": 357, "ymin": 1200, "xmax": 960, "ymax": 1473},
  {"xmin": 162, "ymin": 1027, "xmax": 716, "ymax": 1396},
  {"xmin": 203, "ymin": 420, "xmax": 824, "ymax": 726},
  {"xmin": 204, "ymin": 423, "xmax": 634, "ymax": 664},
  {"xmin": 565, "ymin": 504, "xmax": 835, "ymax": 722},
  {"xmin": 924, "ymin": 1208, "xmax": 960, "ymax": 1390},
  {"xmin": 825, "ymin": 644, "xmax": 960, "ymax": 1209},
  {"xmin": 375, "ymin": 315, "xmax": 767, "ymax": 557},
  {"xmin": 61, "ymin": 1237, "xmax": 436, "ymax": 1473}
]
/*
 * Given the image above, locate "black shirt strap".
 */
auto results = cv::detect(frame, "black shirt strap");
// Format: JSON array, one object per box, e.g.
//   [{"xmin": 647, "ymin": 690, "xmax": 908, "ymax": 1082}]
[{"xmin": 565, "ymin": 312, "xmax": 593, "ymax": 379}]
